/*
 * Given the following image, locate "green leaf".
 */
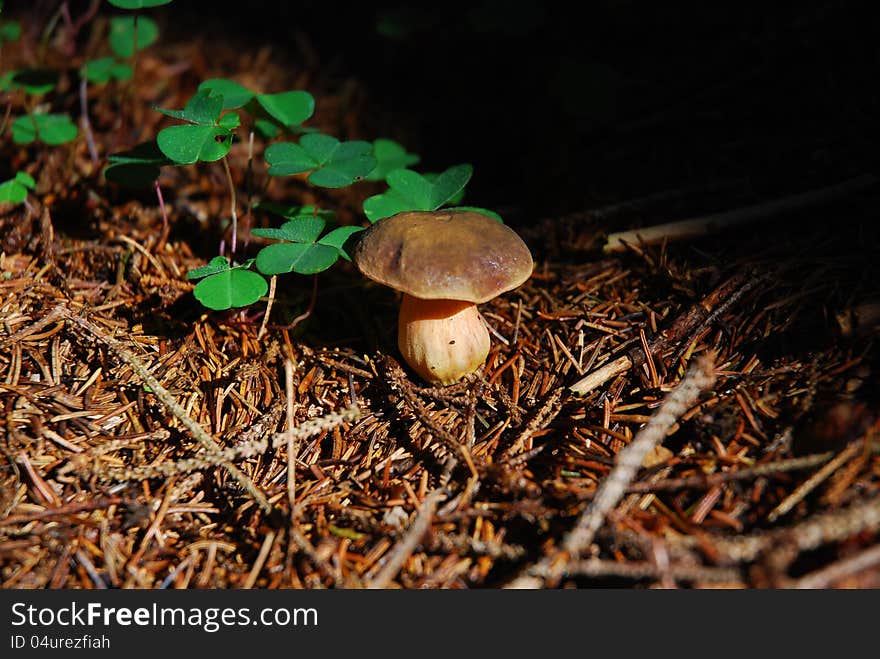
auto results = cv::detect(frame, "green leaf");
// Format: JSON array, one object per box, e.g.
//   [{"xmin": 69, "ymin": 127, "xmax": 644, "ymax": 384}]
[
  {"xmin": 193, "ymin": 268, "xmax": 268, "ymax": 310},
  {"xmin": 11, "ymin": 114, "xmax": 77, "ymax": 145},
  {"xmin": 255, "ymin": 242, "xmax": 339, "ymax": 275},
  {"xmin": 198, "ymin": 78, "xmax": 254, "ymax": 110},
  {"xmin": 263, "ymin": 142, "xmax": 314, "ymax": 175},
  {"xmin": 107, "ymin": 0, "xmax": 173, "ymax": 8},
  {"xmin": 423, "ymin": 164, "xmax": 472, "ymax": 207},
  {"xmin": 218, "ymin": 112, "xmax": 241, "ymax": 130},
  {"xmin": 424, "ymin": 171, "xmax": 464, "ymax": 205},
  {"xmin": 157, "ymin": 124, "xmax": 232, "ymax": 164},
  {"xmin": 155, "ymin": 91, "xmax": 236, "ymax": 164},
  {"xmin": 0, "ymin": 176, "xmax": 31, "ymax": 203},
  {"xmin": 14, "ymin": 171, "xmax": 36, "ymax": 189},
  {"xmin": 156, "ymin": 89, "xmax": 223, "ymax": 125},
  {"xmin": 251, "ymin": 216, "xmax": 326, "ymax": 243},
  {"xmin": 362, "ymin": 164, "xmax": 473, "ymax": 222},
  {"xmin": 365, "ymin": 138, "xmax": 420, "ymax": 182},
  {"xmin": 265, "ymin": 134, "xmax": 376, "ymax": 188},
  {"xmin": 255, "ymin": 90, "xmax": 315, "ymax": 127},
  {"xmin": 104, "ymin": 140, "xmax": 171, "ymax": 187},
  {"xmin": 317, "ymin": 225, "xmax": 365, "ymax": 261},
  {"xmin": 109, "ymin": 15, "xmax": 159, "ymax": 58},
  {"xmin": 0, "ymin": 20, "xmax": 22, "ymax": 43},
  {"xmin": 1, "ymin": 68, "xmax": 58, "ymax": 95},
  {"xmin": 254, "ymin": 201, "xmax": 336, "ymax": 221},
  {"xmin": 82, "ymin": 57, "xmax": 133, "ymax": 84},
  {"xmin": 253, "ymin": 118, "xmax": 281, "ymax": 139},
  {"xmin": 0, "ymin": 181, "xmax": 27, "ymax": 204},
  {"xmin": 186, "ymin": 255, "xmax": 232, "ymax": 280}
]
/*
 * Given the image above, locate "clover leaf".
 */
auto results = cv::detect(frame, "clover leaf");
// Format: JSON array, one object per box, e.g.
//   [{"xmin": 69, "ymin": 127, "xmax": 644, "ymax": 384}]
[
  {"xmin": 82, "ymin": 57, "xmax": 133, "ymax": 84},
  {"xmin": 0, "ymin": 171, "xmax": 36, "ymax": 204},
  {"xmin": 252, "ymin": 215, "xmax": 364, "ymax": 275},
  {"xmin": 254, "ymin": 90, "xmax": 315, "ymax": 128},
  {"xmin": 11, "ymin": 113, "xmax": 78, "ymax": 145},
  {"xmin": 362, "ymin": 164, "xmax": 472, "ymax": 222},
  {"xmin": 104, "ymin": 140, "xmax": 172, "ymax": 188},
  {"xmin": 198, "ymin": 78, "xmax": 254, "ymax": 110},
  {"xmin": 156, "ymin": 90, "xmax": 239, "ymax": 164},
  {"xmin": 1, "ymin": 68, "xmax": 58, "ymax": 95},
  {"xmin": 198, "ymin": 79, "xmax": 316, "ymax": 136},
  {"xmin": 365, "ymin": 138, "xmax": 420, "ymax": 182},
  {"xmin": 264, "ymin": 133, "xmax": 376, "ymax": 188},
  {"xmin": 186, "ymin": 256, "xmax": 268, "ymax": 311},
  {"xmin": 109, "ymin": 15, "xmax": 159, "ymax": 58},
  {"xmin": 254, "ymin": 201, "xmax": 337, "ymax": 222}
]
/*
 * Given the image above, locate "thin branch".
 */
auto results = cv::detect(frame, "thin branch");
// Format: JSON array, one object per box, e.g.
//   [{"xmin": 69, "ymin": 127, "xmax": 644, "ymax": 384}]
[
  {"xmin": 58, "ymin": 305, "xmax": 275, "ymax": 515},
  {"xmin": 367, "ymin": 490, "xmax": 446, "ymax": 589},
  {"xmin": 789, "ymin": 543, "xmax": 880, "ymax": 589},
  {"xmin": 507, "ymin": 354, "xmax": 716, "ymax": 588},
  {"xmin": 603, "ymin": 174, "xmax": 878, "ymax": 252}
]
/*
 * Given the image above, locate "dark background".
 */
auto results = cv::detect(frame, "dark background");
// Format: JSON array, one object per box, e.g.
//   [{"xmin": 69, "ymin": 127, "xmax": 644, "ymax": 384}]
[
  {"xmin": 166, "ymin": 0, "xmax": 879, "ymax": 225},
  {"xmin": 11, "ymin": 1, "xmax": 878, "ymax": 228}
]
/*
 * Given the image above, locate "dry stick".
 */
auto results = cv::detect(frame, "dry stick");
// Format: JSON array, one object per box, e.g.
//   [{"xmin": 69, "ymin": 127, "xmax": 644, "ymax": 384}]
[
  {"xmin": 790, "ymin": 543, "xmax": 880, "ymax": 589},
  {"xmin": 154, "ymin": 180, "xmax": 170, "ymax": 251},
  {"xmin": 500, "ymin": 388, "xmax": 564, "ymax": 458},
  {"xmin": 128, "ymin": 478, "xmax": 176, "ymax": 569},
  {"xmin": 622, "ymin": 451, "xmax": 835, "ymax": 495},
  {"xmin": 257, "ymin": 275, "xmax": 277, "ymax": 340},
  {"xmin": 0, "ymin": 497, "xmax": 122, "ymax": 526},
  {"xmin": 0, "ymin": 305, "xmax": 65, "ymax": 349},
  {"xmin": 564, "ymin": 558, "xmax": 742, "ymax": 586},
  {"xmin": 602, "ymin": 173, "xmax": 878, "ymax": 253},
  {"xmin": 667, "ymin": 272, "xmax": 771, "ymax": 367},
  {"xmin": 58, "ymin": 306, "xmax": 275, "ymax": 515},
  {"xmin": 506, "ymin": 354, "xmax": 716, "ymax": 589},
  {"xmin": 766, "ymin": 440, "xmax": 863, "ymax": 523},
  {"xmin": 367, "ymin": 490, "xmax": 446, "ymax": 589},
  {"xmin": 675, "ymin": 495, "xmax": 880, "ymax": 565},
  {"xmin": 242, "ymin": 530, "xmax": 276, "ymax": 589},
  {"xmin": 570, "ymin": 271, "xmax": 755, "ymax": 395},
  {"xmin": 284, "ymin": 358, "xmax": 297, "ymax": 518}
]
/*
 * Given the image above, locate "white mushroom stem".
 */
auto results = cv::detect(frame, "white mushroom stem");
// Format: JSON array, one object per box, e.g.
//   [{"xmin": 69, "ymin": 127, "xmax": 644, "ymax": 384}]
[{"xmin": 397, "ymin": 294, "xmax": 491, "ymax": 386}]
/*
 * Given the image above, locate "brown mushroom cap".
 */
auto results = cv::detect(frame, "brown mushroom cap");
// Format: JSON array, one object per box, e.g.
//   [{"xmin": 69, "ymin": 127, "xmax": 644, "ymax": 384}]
[{"xmin": 352, "ymin": 210, "xmax": 533, "ymax": 303}]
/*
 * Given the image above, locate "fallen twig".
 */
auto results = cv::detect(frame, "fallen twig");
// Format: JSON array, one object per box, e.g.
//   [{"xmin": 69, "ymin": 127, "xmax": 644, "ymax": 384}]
[
  {"xmin": 603, "ymin": 174, "xmax": 878, "ymax": 252},
  {"xmin": 507, "ymin": 353, "xmax": 716, "ymax": 588},
  {"xmin": 367, "ymin": 489, "xmax": 446, "ymax": 589},
  {"xmin": 58, "ymin": 305, "xmax": 275, "ymax": 515}
]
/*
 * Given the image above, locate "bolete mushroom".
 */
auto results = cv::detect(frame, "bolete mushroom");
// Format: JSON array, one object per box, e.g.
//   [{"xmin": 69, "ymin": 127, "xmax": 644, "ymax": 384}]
[{"xmin": 352, "ymin": 210, "xmax": 533, "ymax": 385}]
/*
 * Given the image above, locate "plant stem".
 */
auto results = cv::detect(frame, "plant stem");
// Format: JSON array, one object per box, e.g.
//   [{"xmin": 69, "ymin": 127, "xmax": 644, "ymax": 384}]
[
  {"xmin": 221, "ymin": 155, "xmax": 238, "ymax": 255},
  {"xmin": 257, "ymin": 275, "xmax": 277, "ymax": 340},
  {"xmin": 154, "ymin": 179, "xmax": 169, "ymax": 250},
  {"xmin": 79, "ymin": 77, "xmax": 98, "ymax": 165},
  {"xmin": 243, "ymin": 130, "xmax": 254, "ymax": 249}
]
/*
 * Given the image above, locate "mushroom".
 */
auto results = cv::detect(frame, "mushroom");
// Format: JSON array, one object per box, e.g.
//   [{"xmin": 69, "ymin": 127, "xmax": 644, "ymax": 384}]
[{"xmin": 352, "ymin": 210, "xmax": 533, "ymax": 385}]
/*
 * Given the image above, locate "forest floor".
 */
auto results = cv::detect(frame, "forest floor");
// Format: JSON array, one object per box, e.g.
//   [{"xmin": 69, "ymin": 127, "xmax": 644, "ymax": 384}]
[{"xmin": 1, "ymin": 7, "xmax": 879, "ymax": 589}]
